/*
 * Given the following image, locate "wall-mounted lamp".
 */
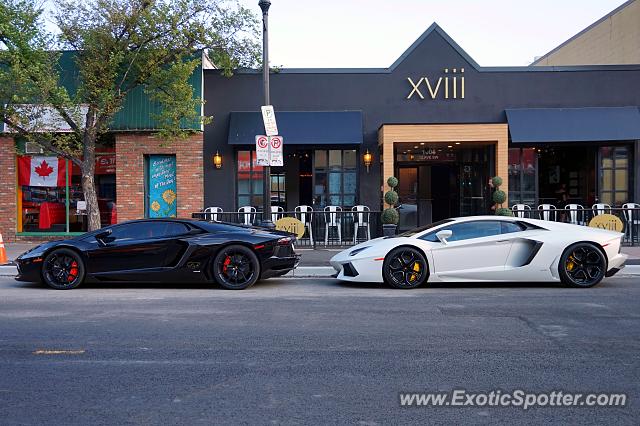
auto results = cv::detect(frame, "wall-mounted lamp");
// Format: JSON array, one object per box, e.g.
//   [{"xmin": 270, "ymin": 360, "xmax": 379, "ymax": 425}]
[
  {"xmin": 363, "ymin": 149, "xmax": 373, "ymax": 172},
  {"xmin": 213, "ymin": 151, "xmax": 222, "ymax": 169}
]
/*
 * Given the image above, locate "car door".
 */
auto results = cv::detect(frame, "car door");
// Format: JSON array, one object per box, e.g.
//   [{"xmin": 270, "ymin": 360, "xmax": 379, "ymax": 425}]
[
  {"xmin": 86, "ymin": 221, "xmax": 189, "ymax": 274},
  {"xmin": 425, "ymin": 220, "xmax": 512, "ymax": 280}
]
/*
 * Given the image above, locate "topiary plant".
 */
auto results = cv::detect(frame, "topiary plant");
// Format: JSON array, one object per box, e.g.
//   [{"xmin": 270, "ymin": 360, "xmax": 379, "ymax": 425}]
[
  {"xmin": 490, "ymin": 176, "xmax": 513, "ymax": 216},
  {"xmin": 381, "ymin": 207, "xmax": 399, "ymax": 224},
  {"xmin": 382, "ymin": 176, "xmax": 399, "ymax": 225}
]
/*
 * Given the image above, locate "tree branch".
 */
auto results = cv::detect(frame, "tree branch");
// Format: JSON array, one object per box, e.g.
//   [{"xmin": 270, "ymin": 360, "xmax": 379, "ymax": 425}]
[{"xmin": 1, "ymin": 115, "xmax": 82, "ymax": 167}]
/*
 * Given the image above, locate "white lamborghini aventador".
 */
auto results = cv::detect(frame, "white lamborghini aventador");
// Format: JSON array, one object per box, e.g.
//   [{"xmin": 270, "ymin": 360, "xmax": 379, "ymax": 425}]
[{"xmin": 330, "ymin": 216, "xmax": 627, "ymax": 289}]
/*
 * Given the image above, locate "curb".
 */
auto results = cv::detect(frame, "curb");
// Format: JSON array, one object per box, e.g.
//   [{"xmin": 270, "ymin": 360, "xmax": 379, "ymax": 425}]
[
  {"xmin": 0, "ymin": 265, "xmax": 17, "ymax": 277},
  {"xmin": 285, "ymin": 266, "xmax": 335, "ymax": 278}
]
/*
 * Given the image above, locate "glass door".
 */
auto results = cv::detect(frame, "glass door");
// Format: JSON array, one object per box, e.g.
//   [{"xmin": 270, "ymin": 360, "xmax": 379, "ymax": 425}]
[{"xmin": 397, "ymin": 167, "xmax": 418, "ymax": 231}]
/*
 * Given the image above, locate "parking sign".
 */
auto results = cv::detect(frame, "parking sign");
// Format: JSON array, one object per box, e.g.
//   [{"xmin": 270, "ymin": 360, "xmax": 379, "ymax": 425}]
[
  {"xmin": 255, "ymin": 135, "xmax": 269, "ymax": 165},
  {"xmin": 269, "ymin": 136, "xmax": 283, "ymax": 166}
]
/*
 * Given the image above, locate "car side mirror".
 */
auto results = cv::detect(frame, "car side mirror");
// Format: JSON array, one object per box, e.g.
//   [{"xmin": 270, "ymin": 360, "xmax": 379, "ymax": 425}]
[
  {"xmin": 95, "ymin": 229, "xmax": 113, "ymax": 247},
  {"xmin": 435, "ymin": 230, "xmax": 453, "ymax": 245}
]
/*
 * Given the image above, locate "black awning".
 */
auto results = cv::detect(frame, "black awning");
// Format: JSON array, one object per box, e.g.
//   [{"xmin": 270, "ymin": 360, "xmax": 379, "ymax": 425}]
[
  {"xmin": 227, "ymin": 111, "xmax": 363, "ymax": 145},
  {"xmin": 506, "ymin": 107, "xmax": 640, "ymax": 143}
]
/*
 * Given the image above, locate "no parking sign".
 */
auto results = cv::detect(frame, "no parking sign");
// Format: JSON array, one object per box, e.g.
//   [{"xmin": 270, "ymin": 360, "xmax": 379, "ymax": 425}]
[
  {"xmin": 255, "ymin": 134, "xmax": 283, "ymax": 166},
  {"xmin": 255, "ymin": 135, "xmax": 269, "ymax": 165},
  {"xmin": 269, "ymin": 136, "xmax": 283, "ymax": 166}
]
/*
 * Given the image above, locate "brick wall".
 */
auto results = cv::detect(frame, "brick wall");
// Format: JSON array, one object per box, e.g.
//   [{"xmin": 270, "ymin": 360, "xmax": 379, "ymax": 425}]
[
  {"xmin": 116, "ymin": 133, "xmax": 204, "ymax": 222},
  {"xmin": 0, "ymin": 137, "xmax": 17, "ymax": 242}
]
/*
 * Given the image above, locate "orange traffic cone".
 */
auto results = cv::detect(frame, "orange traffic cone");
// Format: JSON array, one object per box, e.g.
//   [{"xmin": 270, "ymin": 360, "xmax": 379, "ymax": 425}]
[{"xmin": 0, "ymin": 233, "xmax": 6, "ymax": 265}]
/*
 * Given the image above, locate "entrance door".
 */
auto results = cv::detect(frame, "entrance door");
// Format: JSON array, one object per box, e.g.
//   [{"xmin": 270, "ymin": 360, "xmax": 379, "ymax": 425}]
[
  {"xmin": 397, "ymin": 165, "xmax": 457, "ymax": 231},
  {"xmin": 397, "ymin": 167, "xmax": 419, "ymax": 231}
]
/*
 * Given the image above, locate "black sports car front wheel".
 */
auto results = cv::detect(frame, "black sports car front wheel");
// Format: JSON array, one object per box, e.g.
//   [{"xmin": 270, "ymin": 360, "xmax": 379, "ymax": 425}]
[
  {"xmin": 383, "ymin": 247, "xmax": 429, "ymax": 289},
  {"xmin": 42, "ymin": 248, "xmax": 85, "ymax": 290},
  {"xmin": 559, "ymin": 243, "xmax": 606, "ymax": 288},
  {"xmin": 213, "ymin": 245, "xmax": 260, "ymax": 290}
]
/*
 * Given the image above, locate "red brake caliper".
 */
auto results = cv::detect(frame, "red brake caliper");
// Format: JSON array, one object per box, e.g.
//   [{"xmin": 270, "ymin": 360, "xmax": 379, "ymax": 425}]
[
  {"xmin": 68, "ymin": 261, "xmax": 78, "ymax": 282},
  {"xmin": 222, "ymin": 256, "xmax": 231, "ymax": 273}
]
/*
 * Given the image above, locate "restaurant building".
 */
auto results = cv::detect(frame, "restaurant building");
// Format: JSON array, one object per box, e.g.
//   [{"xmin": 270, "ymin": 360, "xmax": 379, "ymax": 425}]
[{"xmin": 203, "ymin": 23, "xmax": 640, "ymax": 231}]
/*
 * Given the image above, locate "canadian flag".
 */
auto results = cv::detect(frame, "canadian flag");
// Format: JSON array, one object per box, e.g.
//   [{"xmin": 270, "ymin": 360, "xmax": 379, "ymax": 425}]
[{"xmin": 18, "ymin": 156, "xmax": 67, "ymax": 187}]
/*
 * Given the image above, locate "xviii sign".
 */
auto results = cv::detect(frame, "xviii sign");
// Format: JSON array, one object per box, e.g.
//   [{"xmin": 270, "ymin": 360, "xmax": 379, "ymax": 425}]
[{"xmin": 407, "ymin": 68, "xmax": 465, "ymax": 100}]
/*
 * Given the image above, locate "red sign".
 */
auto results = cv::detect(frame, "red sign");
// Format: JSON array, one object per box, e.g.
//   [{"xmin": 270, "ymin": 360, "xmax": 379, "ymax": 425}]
[{"xmin": 95, "ymin": 153, "xmax": 116, "ymax": 174}]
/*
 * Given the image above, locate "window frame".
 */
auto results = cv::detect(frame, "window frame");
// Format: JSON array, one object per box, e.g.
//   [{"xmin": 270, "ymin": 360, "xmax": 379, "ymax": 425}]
[
  {"xmin": 312, "ymin": 149, "xmax": 358, "ymax": 208},
  {"xmin": 598, "ymin": 145, "xmax": 630, "ymax": 206}
]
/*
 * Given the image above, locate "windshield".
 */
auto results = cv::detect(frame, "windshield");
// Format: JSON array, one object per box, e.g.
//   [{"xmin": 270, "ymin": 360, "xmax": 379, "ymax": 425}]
[{"xmin": 398, "ymin": 219, "xmax": 454, "ymax": 237}]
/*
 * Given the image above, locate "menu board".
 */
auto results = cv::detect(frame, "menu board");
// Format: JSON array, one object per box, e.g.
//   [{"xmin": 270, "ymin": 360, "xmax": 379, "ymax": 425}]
[{"xmin": 148, "ymin": 155, "xmax": 177, "ymax": 218}]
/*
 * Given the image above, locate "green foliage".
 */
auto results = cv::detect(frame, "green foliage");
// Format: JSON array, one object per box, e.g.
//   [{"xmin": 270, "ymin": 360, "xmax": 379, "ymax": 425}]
[
  {"xmin": 381, "ymin": 208, "xmax": 399, "ymax": 225},
  {"xmin": 386, "ymin": 176, "xmax": 398, "ymax": 189},
  {"xmin": 490, "ymin": 176, "xmax": 507, "ymax": 214},
  {"xmin": 496, "ymin": 207, "xmax": 514, "ymax": 216},
  {"xmin": 384, "ymin": 190, "xmax": 398, "ymax": 206},
  {"xmin": 492, "ymin": 189, "xmax": 506, "ymax": 205}
]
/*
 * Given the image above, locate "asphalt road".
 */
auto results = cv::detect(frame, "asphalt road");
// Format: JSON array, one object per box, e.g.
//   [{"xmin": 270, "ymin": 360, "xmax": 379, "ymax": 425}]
[{"xmin": 1, "ymin": 275, "xmax": 639, "ymax": 425}]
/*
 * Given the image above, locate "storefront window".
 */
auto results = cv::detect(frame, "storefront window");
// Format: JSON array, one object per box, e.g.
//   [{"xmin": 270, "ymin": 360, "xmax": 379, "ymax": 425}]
[
  {"xmin": 237, "ymin": 150, "xmax": 264, "ymax": 209},
  {"xmin": 313, "ymin": 149, "xmax": 357, "ymax": 208},
  {"xmin": 17, "ymin": 148, "xmax": 116, "ymax": 233},
  {"xmin": 599, "ymin": 146, "xmax": 629, "ymax": 206}
]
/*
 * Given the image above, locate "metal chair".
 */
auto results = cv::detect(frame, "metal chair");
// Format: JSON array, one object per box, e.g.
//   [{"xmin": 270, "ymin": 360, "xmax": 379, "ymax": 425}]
[
  {"xmin": 203, "ymin": 206, "xmax": 223, "ymax": 222},
  {"xmin": 324, "ymin": 205, "xmax": 342, "ymax": 245},
  {"xmin": 511, "ymin": 204, "xmax": 531, "ymax": 218},
  {"xmin": 294, "ymin": 205, "xmax": 314, "ymax": 245},
  {"xmin": 351, "ymin": 205, "xmax": 371, "ymax": 244},
  {"xmin": 592, "ymin": 203, "xmax": 611, "ymax": 216},
  {"xmin": 271, "ymin": 205, "xmax": 284, "ymax": 223},
  {"xmin": 537, "ymin": 204, "xmax": 556, "ymax": 221},
  {"xmin": 238, "ymin": 206, "xmax": 256, "ymax": 226},
  {"xmin": 565, "ymin": 204, "xmax": 585, "ymax": 225},
  {"xmin": 622, "ymin": 203, "xmax": 640, "ymax": 243}
]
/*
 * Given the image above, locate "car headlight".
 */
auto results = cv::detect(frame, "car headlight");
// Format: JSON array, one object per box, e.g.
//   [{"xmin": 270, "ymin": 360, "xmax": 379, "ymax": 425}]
[{"xmin": 349, "ymin": 246, "xmax": 370, "ymax": 256}]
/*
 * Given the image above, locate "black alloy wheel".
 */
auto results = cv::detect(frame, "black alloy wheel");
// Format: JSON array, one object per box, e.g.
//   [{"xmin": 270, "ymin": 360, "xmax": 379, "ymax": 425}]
[
  {"xmin": 42, "ymin": 248, "xmax": 85, "ymax": 290},
  {"xmin": 383, "ymin": 247, "xmax": 429, "ymax": 289},
  {"xmin": 213, "ymin": 245, "xmax": 260, "ymax": 290},
  {"xmin": 559, "ymin": 243, "xmax": 606, "ymax": 288}
]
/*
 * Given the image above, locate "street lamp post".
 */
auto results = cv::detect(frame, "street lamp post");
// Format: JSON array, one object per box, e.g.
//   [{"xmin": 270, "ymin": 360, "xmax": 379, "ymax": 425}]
[{"xmin": 259, "ymin": 0, "xmax": 274, "ymax": 228}]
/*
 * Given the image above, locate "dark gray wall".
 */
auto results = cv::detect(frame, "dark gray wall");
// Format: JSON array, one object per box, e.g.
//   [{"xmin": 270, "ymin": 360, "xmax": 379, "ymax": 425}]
[{"xmin": 203, "ymin": 26, "xmax": 640, "ymax": 210}]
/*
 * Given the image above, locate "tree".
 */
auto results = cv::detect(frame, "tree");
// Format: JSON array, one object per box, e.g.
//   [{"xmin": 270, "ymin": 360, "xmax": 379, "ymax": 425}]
[{"xmin": 0, "ymin": 0, "xmax": 259, "ymax": 230}]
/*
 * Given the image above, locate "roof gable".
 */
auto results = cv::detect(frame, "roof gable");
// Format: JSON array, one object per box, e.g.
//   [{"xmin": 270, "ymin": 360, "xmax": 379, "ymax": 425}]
[{"xmin": 389, "ymin": 23, "xmax": 480, "ymax": 71}]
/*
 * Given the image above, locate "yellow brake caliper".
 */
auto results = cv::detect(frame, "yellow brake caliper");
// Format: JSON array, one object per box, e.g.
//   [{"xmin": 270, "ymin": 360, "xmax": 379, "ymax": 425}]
[
  {"xmin": 408, "ymin": 262, "xmax": 421, "ymax": 282},
  {"xmin": 566, "ymin": 255, "xmax": 575, "ymax": 271}
]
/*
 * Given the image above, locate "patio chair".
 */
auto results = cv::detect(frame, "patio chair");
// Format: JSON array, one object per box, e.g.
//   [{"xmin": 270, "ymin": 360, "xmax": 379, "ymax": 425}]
[
  {"xmin": 565, "ymin": 204, "xmax": 586, "ymax": 225},
  {"xmin": 238, "ymin": 206, "xmax": 256, "ymax": 226},
  {"xmin": 622, "ymin": 203, "xmax": 640, "ymax": 243},
  {"xmin": 203, "ymin": 206, "xmax": 223, "ymax": 222},
  {"xmin": 294, "ymin": 205, "xmax": 314, "ymax": 245},
  {"xmin": 271, "ymin": 205, "xmax": 284, "ymax": 223},
  {"xmin": 351, "ymin": 205, "xmax": 371, "ymax": 244},
  {"xmin": 324, "ymin": 205, "xmax": 342, "ymax": 245},
  {"xmin": 537, "ymin": 204, "xmax": 556, "ymax": 221},
  {"xmin": 511, "ymin": 204, "xmax": 531, "ymax": 218},
  {"xmin": 592, "ymin": 203, "xmax": 611, "ymax": 216}
]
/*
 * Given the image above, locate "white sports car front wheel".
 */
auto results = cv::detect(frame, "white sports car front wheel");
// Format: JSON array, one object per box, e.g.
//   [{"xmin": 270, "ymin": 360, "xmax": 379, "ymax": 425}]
[{"xmin": 382, "ymin": 247, "xmax": 429, "ymax": 289}]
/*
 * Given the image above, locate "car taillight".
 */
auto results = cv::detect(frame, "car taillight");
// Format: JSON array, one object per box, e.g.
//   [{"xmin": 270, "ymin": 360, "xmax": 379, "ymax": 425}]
[{"xmin": 277, "ymin": 237, "xmax": 292, "ymax": 245}]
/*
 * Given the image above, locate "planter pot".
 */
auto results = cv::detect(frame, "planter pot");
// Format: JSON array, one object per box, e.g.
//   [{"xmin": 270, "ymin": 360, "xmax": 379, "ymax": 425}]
[{"xmin": 382, "ymin": 224, "xmax": 397, "ymax": 237}]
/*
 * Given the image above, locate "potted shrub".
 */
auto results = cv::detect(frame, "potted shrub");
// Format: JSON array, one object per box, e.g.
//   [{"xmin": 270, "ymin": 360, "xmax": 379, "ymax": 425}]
[
  {"xmin": 491, "ymin": 176, "xmax": 513, "ymax": 216},
  {"xmin": 382, "ymin": 176, "xmax": 399, "ymax": 236}
]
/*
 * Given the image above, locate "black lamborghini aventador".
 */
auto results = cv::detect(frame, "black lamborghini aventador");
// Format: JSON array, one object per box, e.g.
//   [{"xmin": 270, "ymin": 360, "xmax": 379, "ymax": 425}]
[{"xmin": 15, "ymin": 219, "xmax": 300, "ymax": 290}]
